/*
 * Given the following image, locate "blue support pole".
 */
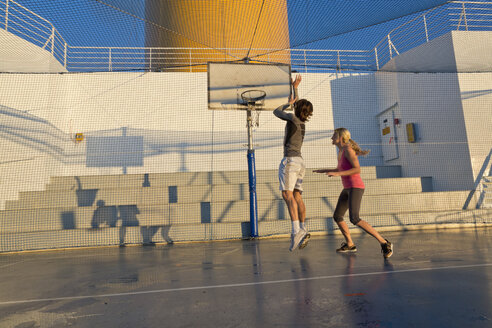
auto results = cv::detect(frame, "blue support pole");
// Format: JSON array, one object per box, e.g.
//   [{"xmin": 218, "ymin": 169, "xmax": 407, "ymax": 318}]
[{"xmin": 247, "ymin": 149, "xmax": 259, "ymax": 238}]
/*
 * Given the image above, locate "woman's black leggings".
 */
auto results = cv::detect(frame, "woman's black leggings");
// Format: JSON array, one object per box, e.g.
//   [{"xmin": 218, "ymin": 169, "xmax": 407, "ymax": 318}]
[{"xmin": 333, "ymin": 188, "xmax": 364, "ymax": 225}]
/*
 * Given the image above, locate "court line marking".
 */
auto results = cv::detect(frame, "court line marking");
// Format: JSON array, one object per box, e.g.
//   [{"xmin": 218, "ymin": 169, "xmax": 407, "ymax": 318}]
[
  {"xmin": 0, "ymin": 262, "xmax": 491, "ymax": 306},
  {"xmin": 0, "ymin": 261, "xmax": 27, "ymax": 269}
]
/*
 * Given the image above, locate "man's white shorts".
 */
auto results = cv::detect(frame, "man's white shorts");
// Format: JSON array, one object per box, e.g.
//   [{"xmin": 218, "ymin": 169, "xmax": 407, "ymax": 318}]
[{"xmin": 278, "ymin": 156, "xmax": 305, "ymax": 191}]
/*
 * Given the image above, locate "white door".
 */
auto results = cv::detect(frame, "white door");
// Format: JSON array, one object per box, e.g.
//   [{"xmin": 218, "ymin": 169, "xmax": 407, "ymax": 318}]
[{"xmin": 378, "ymin": 108, "xmax": 399, "ymax": 161}]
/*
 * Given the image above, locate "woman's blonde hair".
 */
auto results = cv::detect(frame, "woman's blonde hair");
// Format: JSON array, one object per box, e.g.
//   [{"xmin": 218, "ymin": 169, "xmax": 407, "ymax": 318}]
[{"xmin": 334, "ymin": 127, "xmax": 370, "ymax": 156}]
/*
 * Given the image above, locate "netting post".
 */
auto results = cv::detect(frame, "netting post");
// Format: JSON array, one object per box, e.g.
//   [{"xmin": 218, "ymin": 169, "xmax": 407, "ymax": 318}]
[
  {"xmin": 462, "ymin": 2, "xmax": 468, "ymax": 31},
  {"xmin": 374, "ymin": 47, "xmax": 379, "ymax": 70},
  {"xmin": 64, "ymin": 42, "xmax": 67, "ymax": 68},
  {"xmin": 303, "ymin": 50, "xmax": 307, "ymax": 73},
  {"xmin": 189, "ymin": 49, "xmax": 192, "ymax": 72},
  {"xmin": 336, "ymin": 50, "xmax": 341, "ymax": 72},
  {"xmin": 149, "ymin": 48, "xmax": 152, "ymax": 71},
  {"xmin": 423, "ymin": 15, "xmax": 429, "ymax": 42},
  {"xmin": 50, "ymin": 26, "xmax": 55, "ymax": 55},
  {"xmin": 5, "ymin": 0, "xmax": 9, "ymax": 32},
  {"xmin": 246, "ymin": 108, "xmax": 259, "ymax": 238},
  {"xmin": 388, "ymin": 35, "xmax": 392, "ymax": 59},
  {"xmin": 109, "ymin": 48, "xmax": 112, "ymax": 72}
]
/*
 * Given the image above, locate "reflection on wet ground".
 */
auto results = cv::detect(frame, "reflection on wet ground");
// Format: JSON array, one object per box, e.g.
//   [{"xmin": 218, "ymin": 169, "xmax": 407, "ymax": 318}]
[{"xmin": 0, "ymin": 227, "xmax": 491, "ymax": 327}]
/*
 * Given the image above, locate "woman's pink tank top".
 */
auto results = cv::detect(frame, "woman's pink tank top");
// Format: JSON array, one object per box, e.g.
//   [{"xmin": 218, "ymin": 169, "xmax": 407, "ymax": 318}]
[{"xmin": 337, "ymin": 148, "xmax": 365, "ymax": 189}]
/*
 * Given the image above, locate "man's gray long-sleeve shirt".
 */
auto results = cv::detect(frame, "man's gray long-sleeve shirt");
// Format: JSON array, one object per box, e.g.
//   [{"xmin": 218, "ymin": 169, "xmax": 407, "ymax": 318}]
[{"xmin": 273, "ymin": 89, "xmax": 305, "ymax": 157}]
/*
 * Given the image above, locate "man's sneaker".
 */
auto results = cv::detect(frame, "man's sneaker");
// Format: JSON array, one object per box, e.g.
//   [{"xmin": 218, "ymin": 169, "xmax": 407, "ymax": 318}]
[
  {"xmin": 336, "ymin": 242, "xmax": 357, "ymax": 253},
  {"xmin": 289, "ymin": 234, "xmax": 295, "ymax": 251},
  {"xmin": 289, "ymin": 230, "xmax": 307, "ymax": 251},
  {"xmin": 298, "ymin": 231, "xmax": 311, "ymax": 249},
  {"xmin": 381, "ymin": 240, "xmax": 393, "ymax": 259}
]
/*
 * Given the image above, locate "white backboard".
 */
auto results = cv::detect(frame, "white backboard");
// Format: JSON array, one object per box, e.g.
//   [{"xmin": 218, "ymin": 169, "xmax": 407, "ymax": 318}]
[{"xmin": 208, "ymin": 62, "xmax": 291, "ymax": 110}]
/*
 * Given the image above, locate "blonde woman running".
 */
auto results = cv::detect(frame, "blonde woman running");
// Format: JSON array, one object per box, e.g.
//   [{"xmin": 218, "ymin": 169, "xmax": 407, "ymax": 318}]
[{"xmin": 314, "ymin": 128, "xmax": 393, "ymax": 259}]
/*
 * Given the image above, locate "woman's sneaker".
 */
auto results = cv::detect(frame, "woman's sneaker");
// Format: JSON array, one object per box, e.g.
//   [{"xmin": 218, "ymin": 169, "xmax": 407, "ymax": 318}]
[
  {"xmin": 381, "ymin": 240, "xmax": 393, "ymax": 259},
  {"xmin": 336, "ymin": 242, "xmax": 357, "ymax": 253}
]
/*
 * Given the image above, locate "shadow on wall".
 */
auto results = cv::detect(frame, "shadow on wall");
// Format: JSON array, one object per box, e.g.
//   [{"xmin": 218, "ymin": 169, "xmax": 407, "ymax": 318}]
[
  {"xmin": 461, "ymin": 89, "xmax": 492, "ymax": 100},
  {"xmin": 91, "ymin": 200, "xmax": 119, "ymax": 228},
  {"xmin": 0, "ymin": 103, "xmax": 332, "ymax": 172},
  {"xmin": 88, "ymin": 199, "xmax": 173, "ymax": 246},
  {"xmin": 54, "ymin": 169, "xmax": 303, "ymax": 245},
  {"xmin": 58, "ymin": 175, "xmax": 175, "ymax": 246},
  {"xmin": 463, "ymin": 148, "xmax": 492, "ymax": 209},
  {"xmin": 329, "ymin": 74, "xmax": 383, "ymax": 166},
  {"xmin": 0, "ymin": 104, "xmax": 69, "ymax": 162}
]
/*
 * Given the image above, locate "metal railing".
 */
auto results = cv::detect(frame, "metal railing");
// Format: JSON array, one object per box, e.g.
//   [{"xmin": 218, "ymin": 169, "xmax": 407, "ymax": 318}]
[
  {"xmin": 64, "ymin": 46, "xmax": 373, "ymax": 73},
  {"xmin": 373, "ymin": 1, "xmax": 492, "ymax": 70},
  {"xmin": 0, "ymin": 0, "xmax": 68, "ymax": 66},
  {"xmin": 1, "ymin": 0, "xmax": 492, "ymax": 72}
]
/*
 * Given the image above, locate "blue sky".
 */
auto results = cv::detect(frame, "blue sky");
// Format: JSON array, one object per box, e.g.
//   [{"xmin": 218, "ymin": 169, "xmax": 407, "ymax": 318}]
[
  {"xmin": 15, "ymin": 0, "xmax": 146, "ymax": 47},
  {"xmin": 286, "ymin": 0, "xmax": 452, "ymax": 49},
  {"xmin": 15, "ymin": 0, "xmax": 455, "ymax": 50},
  {"xmin": 10, "ymin": 0, "xmax": 491, "ymax": 73}
]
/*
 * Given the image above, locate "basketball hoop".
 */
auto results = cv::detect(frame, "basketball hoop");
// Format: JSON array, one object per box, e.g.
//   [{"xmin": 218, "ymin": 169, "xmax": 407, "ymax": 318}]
[
  {"xmin": 241, "ymin": 90, "xmax": 266, "ymax": 106},
  {"xmin": 241, "ymin": 90, "xmax": 266, "ymax": 128},
  {"xmin": 207, "ymin": 62, "xmax": 291, "ymax": 239}
]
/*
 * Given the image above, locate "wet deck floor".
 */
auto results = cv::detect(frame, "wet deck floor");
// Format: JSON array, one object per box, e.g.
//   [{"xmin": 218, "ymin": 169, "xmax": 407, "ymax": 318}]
[{"xmin": 0, "ymin": 227, "xmax": 491, "ymax": 328}]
